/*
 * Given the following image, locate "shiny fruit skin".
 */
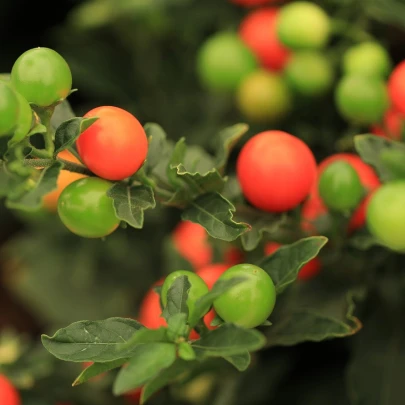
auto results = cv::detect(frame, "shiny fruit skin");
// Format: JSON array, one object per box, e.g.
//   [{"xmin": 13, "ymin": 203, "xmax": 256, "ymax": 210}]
[
  {"xmin": 388, "ymin": 61, "xmax": 405, "ymax": 116},
  {"xmin": 43, "ymin": 150, "xmax": 87, "ymax": 211},
  {"xmin": 213, "ymin": 264, "xmax": 276, "ymax": 328},
  {"xmin": 57, "ymin": 177, "xmax": 119, "ymax": 238},
  {"xmin": 77, "ymin": 106, "xmax": 148, "ymax": 181},
  {"xmin": 196, "ymin": 32, "xmax": 258, "ymax": 92},
  {"xmin": 236, "ymin": 130, "xmax": 317, "ymax": 212},
  {"xmin": 236, "ymin": 70, "xmax": 291, "ymax": 122},
  {"xmin": 11, "ymin": 47, "xmax": 72, "ymax": 107},
  {"xmin": 370, "ymin": 108, "xmax": 404, "ymax": 141},
  {"xmin": 239, "ymin": 8, "xmax": 290, "ymax": 71},
  {"xmin": 0, "ymin": 82, "xmax": 20, "ymax": 135}
]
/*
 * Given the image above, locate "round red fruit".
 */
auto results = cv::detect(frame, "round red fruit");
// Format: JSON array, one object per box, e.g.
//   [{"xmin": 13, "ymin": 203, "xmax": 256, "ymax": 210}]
[
  {"xmin": 77, "ymin": 106, "xmax": 148, "ymax": 181},
  {"xmin": 388, "ymin": 61, "xmax": 405, "ymax": 116},
  {"xmin": 239, "ymin": 8, "xmax": 290, "ymax": 71},
  {"xmin": 370, "ymin": 108, "xmax": 404, "ymax": 141},
  {"xmin": 236, "ymin": 131, "xmax": 317, "ymax": 212},
  {"xmin": 0, "ymin": 375, "xmax": 20, "ymax": 405}
]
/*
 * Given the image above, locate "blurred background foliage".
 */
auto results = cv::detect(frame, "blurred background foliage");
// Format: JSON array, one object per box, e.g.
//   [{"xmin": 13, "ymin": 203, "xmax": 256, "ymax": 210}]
[{"xmin": 1, "ymin": 0, "xmax": 405, "ymax": 404}]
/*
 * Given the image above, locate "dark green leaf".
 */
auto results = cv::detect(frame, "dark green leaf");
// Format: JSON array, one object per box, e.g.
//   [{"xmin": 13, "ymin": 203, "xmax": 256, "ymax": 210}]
[
  {"xmin": 121, "ymin": 328, "xmax": 169, "ymax": 353},
  {"xmin": 73, "ymin": 358, "xmax": 127, "ymax": 386},
  {"xmin": 167, "ymin": 138, "xmax": 187, "ymax": 187},
  {"xmin": 380, "ymin": 149, "xmax": 405, "ymax": 180},
  {"xmin": 141, "ymin": 359, "xmax": 192, "ymax": 404},
  {"xmin": 223, "ymin": 352, "xmax": 251, "ymax": 371},
  {"xmin": 54, "ymin": 117, "xmax": 98, "ymax": 155},
  {"xmin": 178, "ymin": 342, "xmax": 196, "ymax": 361},
  {"xmin": 144, "ymin": 123, "xmax": 169, "ymax": 171},
  {"xmin": 265, "ymin": 282, "xmax": 362, "ymax": 347},
  {"xmin": 259, "ymin": 236, "xmax": 328, "ymax": 294},
  {"xmin": 6, "ymin": 161, "xmax": 63, "ymax": 211},
  {"xmin": 107, "ymin": 183, "xmax": 156, "ymax": 229},
  {"xmin": 162, "ymin": 275, "xmax": 191, "ymax": 323},
  {"xmin": 364, "ymin": 0, "xmax": 405, "ymax": 30},
  {"xmin": 182, "ymin": 192, "xmax": 250, "ymax": 242},
  {"xmin": 189, "ymin": 277, "xmax": 248, "ymax": 329},
  {"xmin": 113, "ymin": 342, "xmax": 176, "ymax": 395},
  {"xmin": 41, "ymin": 317, "xmax": 143, "ymax": 362},
  {"xmin": 215, "ymin": 124, "xmax": 249, "ymax": 174},
  {"xmin": 167, "ymin": 313, "xmax": 188, "ymax": 341},
  {"xmin": 354, "ymin": 134, "xmax": 405, "ymax": 182},
  {"xmin": 192, "ymin": 324, "xmax": 266, "ymax": 358},
  {"xmin": 210, "ymin": 314, "xmax": 224, "ymax": 327}
]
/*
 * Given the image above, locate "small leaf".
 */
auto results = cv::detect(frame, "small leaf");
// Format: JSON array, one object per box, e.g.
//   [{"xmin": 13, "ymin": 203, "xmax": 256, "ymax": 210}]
[
  {"xmin": 73, "ymin": 358, "xmax": 127, "ymax": 386},
  {"xmin": 178, "ymin": 342, "xmax": 196, "ymax": 361},
  {"xmin": 54, "ymin": 117, "xmax": 98, "ymax": 155},
  {"xmin": 167, "ymin": 313, "xmax": 188, "ymax": 341},
  {"xmin": 380, "ymin": 148, "xmax": 405, "ymax": 180},
  {"xmin": 215, "ymin": 124, "xmax": 249, "ymax": 174},
  {"xmin": 260, "ymin": 320, "xmax": 272, "ymax": 326},
  {"xmin": 162, "ymin": 276, "xmax": 191, "ymax": 323},
  {"xmin": 189, "ymin": 277, "xmax": 248, "ymax": 329},
  {"xmin": 120, "ymin": 328, "xmax": 169, "ymax": 353},
  {"xmin": 182, "ymin": 192, "xmax": 250, "ymax": 242},
  {"xmin": 192, "ymin": 324, "xmax": 266, "ymax": 358},
  {"xmin": 107, "ymin": 183, "xmax": 156, "ymax": 229},
  {"xmin": 6, "ymin": 161, "xmax": 63, "ymax": 211},
  {"xmin": 259, "ymin": 236, "xmax": 328, "ymax": 294},
  {"xmin": 113, "ymin": 342, "xmax": 176, "ymax": 395},
  {"xmin": 223, "ymin": 352, "xmax": 251, "ymax": 371},
  {"xmin": 41, "ymin": 317, "xmax": 143, "ymax": 362},
  {"xmin": 141, "ymin": 359, "xmax": 191, "ymax": 404},
  {"xmin": 144, "ymin": 123, "xmax": 170, "ymax": 172},
  {"xmin": 210, "ymin": 314, "xmax": 224, "ymax": 327},
  {"xmin": 354, "ymin": 134, "xmax": 405, "ymax": 182},
  {"xmin": 51, "ymin": 99, "xmax": 76, "ymax": 130},
  {"xmin": 167, "ymin": 138, "xmax": 187, "ymax": 187}
]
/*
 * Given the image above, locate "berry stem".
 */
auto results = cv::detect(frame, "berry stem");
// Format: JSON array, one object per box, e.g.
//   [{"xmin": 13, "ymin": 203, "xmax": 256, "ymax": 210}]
[{"xmin": 24, "ymin": 158, "xmax": 93, "ymax": 176}]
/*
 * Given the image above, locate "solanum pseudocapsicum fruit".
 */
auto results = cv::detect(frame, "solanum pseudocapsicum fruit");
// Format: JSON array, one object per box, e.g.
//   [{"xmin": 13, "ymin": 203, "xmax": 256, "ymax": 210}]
[
  {"xmin": 388, "ymin": 60, "xmax": 405, "ymax": 116},
  {"xmin": 11, "ymin": 47, "xmax": 72, "ymax": 107},
  {"xmin": 264, "ymin": 242, "xmax": 321, "ymax": 281},
  {"xmin": 335, "ymin": 75, "xmax": 389, "ymax": 125},
  {"xmin": 284, "ymin": 51, "xmax": 334, "ymax": 97},
  {"xmin": 57, "ymin": 177, "xmax": 120, "ymax": 238},
  {"xmin": 371, "ymin": 108, "xmax": 404, "ymax": 141},
  {"xmin": 231, "ymin": 0, "xmax": 281, "ymax": 6},
  {"xmin": 236, "ymin": 70, "xmax": 291, "ymax": 122},
  {"xmin": 237, "ymin": 130, "xmax": 317, "ymax": 212},
  {"xmin": 276, "ymin": 1, "xmax": 330, "ymax": 50},
  {"xmin": 12, "ymin": 91, "xmax": 33, "ymax": 143},
  {"xmin": 213, "ymin": 264, "xmax": 276, "ymax": 328},
  {"xmin": 239, "ymin": 8, "xmax": 290, "ymax": 71},
  {"xmin": 76, "ymin": 106, "xmax": 148, "ymax": 181},
  {"xmin": 0, "ymin": 81, "xmax": 20, "ymax": 136},
  {"xmin": 342, "ymin": 42, "xmax": 392, "ymax": 78},
  {"xmin": 161, "ymin": 270, "xmax": 210, "ymax": 322},
  {"xmin": 43, "ymin": 150, "xmax": 87, "ymax": 211},
  {"xmin": 318, "ymin": 161, "xmax": 364, "ymax": 212},
  {"xmin": 0, "ymin": 374, "xmax": 20, "ymax": 405},
  {"xmin": 196, "ymin": 32, "xmax": 257, "ymax": 92},
  {"xmin": 366, "ymin": 181, "xmax": 405, "ymax": 252}
]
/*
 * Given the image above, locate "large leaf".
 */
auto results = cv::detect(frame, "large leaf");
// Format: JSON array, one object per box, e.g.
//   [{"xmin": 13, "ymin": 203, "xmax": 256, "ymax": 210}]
[
  {"xmin": 354, "ymin": 134, "xmax": 405, "ymax": 182},
  {"xmin": 265, "ymin": 281, "xmax": 362, "ymax": 347},
  {"xmin": 41, "ymin": 318, "xmax": 143, "ymax": 362},
  {"xmin": 6, "ymin": 161, "xmax": 63, "ymax": 211},
  {"xmin": 215, "ymin": 124, "xmax": 249, "ymax": 174},
  {"xmin": 113, "ymin": 342, "xmax": 177, "ymax": 395},
  {"xmin": 191, "ymin": 324, "xmax": 266, "ymax": 358},
  {"xmin": 259, "ymin": 236, "xmax": 328, "ymax": 294},
  {"xmin": 182, "ymin": 192, "xmax": 250, "ymax": 242},
  {"xmin": 54, "ymin": 117, "xmax": 98, "ymax": 155},
  {"xmin": 141, "ymin": 359, "xmax": 192, "ymax": 404},
  {"xmin": 162, "ymin": 275, "xmax": 191, "ymax": 323},
  {"xmin": 73, "ymin": 358, "xmax": 127, "ymax": 386},
  {"xmin": 107, "ymin": 183, "xmax": 156, "ymax": 228}
]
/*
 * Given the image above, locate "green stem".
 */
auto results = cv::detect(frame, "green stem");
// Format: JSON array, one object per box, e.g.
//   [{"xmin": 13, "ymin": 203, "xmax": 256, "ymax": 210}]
[
  {"xmin": 24, "ymin": 158, "xmax": 93, "ymax": 176},
  {"xmin": 32, "ymin": 106, "xmax": 55, "ymax": 157}
]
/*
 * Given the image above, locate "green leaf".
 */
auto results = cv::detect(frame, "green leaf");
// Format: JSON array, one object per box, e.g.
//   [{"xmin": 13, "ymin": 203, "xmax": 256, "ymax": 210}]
[
  {"xmin": 144, "ymin": 123, "xmax": 169, "ymax": 172},
  {"xmin": 178, "ymin": 342, "xmax": 196, "ymax": 361},
  {"xmin": 380, "ymin": 149, "xmax": 405, "ymax": 180},
  {"xmin": 223, "ymin": 352, "xmax": 251, "ymax": 371},
  {"xmin": 188, "ymin": 277, "xmax": 248, "ymax": 329},
  {"xmin": 113, "ymin": 342, "xmax": 177, "ymax": 395},
  {"xmin": 41, "ymin": 317, "xmax": 144, "ymax": 362},
  {"xmin": 182, "ymin": 192, "xmax": 250, "ymax": 242},
  {"xmin": 26, "ymin": 123, "xmax": 47, "ymax": 138},
  {"xmin": 162, "ymin": 275, "xmax": 191, "ymax": 323},
  {"xmin": 141, "ymin": 359, "xmax": 191, "ymax": 404},
  {"xmin": 354, "ymin": 134, "xmax": 405, "ymax": 182},
  {"xmin": 107, "ymin": 183, "xmax": 156, "ymax": 229},
  {"xmin": 235, "ymin": 205, "xmax": 288, "ymax": 251},
  {"xmin": 215, "ymin": 124, "xmax": 248, "ymax": 174},
  {"xmin": 51, "ymin": 99, "xmax": 76, "ymax": 131},
  {"xmin": 6, "ymin": 161, "xmax": 63, "ymax": 211},
  {"xmin": 192, "ymin": 324, "xmax": 266, "ymax": 358},
  {"xmin": 121, "ymin": 328, "xmax": 169, "ymax": 352},
  {"xmin": 167, "ymin": 313, "xmax": 188, "ymax": 341},
  {"xmin": 210, "ymin": 314, "xmax": 224, "ymax": 327},
  {"xmin": 259, "ymin": 236, "xmax": 328, "ymax": 294},
  {"xmin": 264, "ymin": 283, "xmax": 362, "ymax": 347},
  {"xmin": 167, "ymin": 138, "xmax": 187, "ymax": 187},
  {"xmin": 364, "ymin": 0, "xmax": 405, "ymax": 30},
  {"xmin": 54, "ymin": 117, "xmax": 98, "ymax": 155},
  {"xmin": 73, "ymin": 358, "xmax": 127, "ymax": 386}
]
